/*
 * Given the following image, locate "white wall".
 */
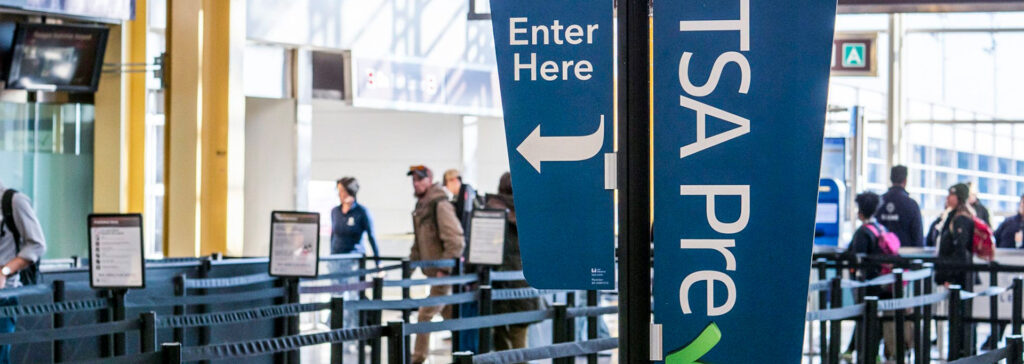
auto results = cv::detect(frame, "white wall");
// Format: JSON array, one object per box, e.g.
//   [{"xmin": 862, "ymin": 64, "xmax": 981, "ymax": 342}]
[
  {"xmin": 244, "ymin": 97, "xmax": 298, "ymax": 257},
  {"xmin": 310, "ymin": 100, "xmax": 509, "ymax": 236}
]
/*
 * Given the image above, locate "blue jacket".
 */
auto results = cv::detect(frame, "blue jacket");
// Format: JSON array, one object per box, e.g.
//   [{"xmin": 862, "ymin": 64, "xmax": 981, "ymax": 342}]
[
  {"xmin": 995, "ymin": 214, "xmax": 1024, "ymax": 248},
  {"xmin": 875, "ymin": 186, "xmax": 924, "ymax": 247},
  {"xmin": 330, "ymin": 202, "xmax": 380, "ymax": 259}
]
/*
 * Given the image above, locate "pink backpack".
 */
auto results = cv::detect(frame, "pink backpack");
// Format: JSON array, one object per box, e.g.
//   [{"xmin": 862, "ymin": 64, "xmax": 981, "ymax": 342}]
[{"xmin": 864, "ymin": 223, "xmax": 900, "ymax": 256}]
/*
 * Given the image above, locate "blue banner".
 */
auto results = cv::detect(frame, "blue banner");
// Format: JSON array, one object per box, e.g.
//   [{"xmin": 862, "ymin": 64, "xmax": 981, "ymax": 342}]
[
  {"xmin": 489, "ymin": 0, "xmax": 615, "ymax": 290},
  {"xmin": 652, "ymin": 0, "xmax": 836, "ymax": 362}
]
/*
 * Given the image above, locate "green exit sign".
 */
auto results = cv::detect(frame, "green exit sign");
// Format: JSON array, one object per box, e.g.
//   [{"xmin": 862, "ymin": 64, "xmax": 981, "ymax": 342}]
[{"xmin": 842, "ymin": 43, "xmax": 866, "ymax": 67}]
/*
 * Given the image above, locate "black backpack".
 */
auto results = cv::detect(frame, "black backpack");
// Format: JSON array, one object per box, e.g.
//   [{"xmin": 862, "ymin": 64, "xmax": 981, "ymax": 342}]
[{"xmin": 1, "ymin": 189, "xmax": 40, "ymax": 286}]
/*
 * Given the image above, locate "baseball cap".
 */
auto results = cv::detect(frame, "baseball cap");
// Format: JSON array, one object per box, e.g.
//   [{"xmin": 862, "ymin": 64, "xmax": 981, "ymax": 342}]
[{"xmin": 407, "ymin": 165, "xmax": 431, "ymax": 180}]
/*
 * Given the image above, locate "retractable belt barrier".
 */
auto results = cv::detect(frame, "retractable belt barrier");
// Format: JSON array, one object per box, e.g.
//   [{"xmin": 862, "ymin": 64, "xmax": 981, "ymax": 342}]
[
  {"xmin": 383, "ymin": 273, "xmax": 478, "ymax": 288},
  {"xmin": 184, "ymin": 272, "xmax": 278, "ymax": 289},
  {"xmin": 409, "ymin": 259, "xmax": 457, "ymax": 269},
  {"xmin": 468, "ymin": 337, "xmax": 619, "ymax": 364},
  {"xmin": 313, "ymin": 263, "xmax": 402, "ymax": 280},
  {"xmin": 0, "ymin": 298, "xmax": 108, "ymax": 319},
  {"xmin": 492, "ymin": 288, "xmax": 567, "ymax": 301},
  {"xmin": 960, "ymin": 285, "xmax": 1010, "ymax": 301},
  {"xmin": 490, "ymin": 271, "xmax": 526, "ymax": 282},
  {"xmin": 126, "ymin": 286, "xmax": 287, "ymax": 307},
  {"xmin": 404, "ymin": 309, "xmax": 554, "ymax": 335},
  {"xmin": 946, "ymin": 346, "xmax": 1012, "ymax": 364},
  {"xmin": 566, "ymin": 305, "xmax": 617, "ymax": 318},
  {"xmin": 0, "ymin": 318, "xmax": 141, "ymax": 345},
  {"xmin": 179, "ymin": 325, "xmax": 385, "ymax": 361},
  {"xmin": 299, "ymin": 280, "xmax": 374, "ymax": 295},
  {"xmin": 807, "ymin": 267, "xmax": 933, "ymax": 292},
  {"xmin": 344, "ymin": 291, "xmax": 478, "ymax": 311},
  {"xmin": 877, "ymin": 291, "xmax": 949, "ymax": 312},
  {"xmin": 64, "ymin": 351, "xmax": 163, "ymax": 364},
  {"xmin": 0, "ymin": 284, "xmax": 50, "ymax": 299},
  {"xmin": 805, "ymin": 303, "xmax": 866, "ymax": 322},
  {"xmin": 155, "ymin": 301, "xmax": 330, "ymax": 329}
]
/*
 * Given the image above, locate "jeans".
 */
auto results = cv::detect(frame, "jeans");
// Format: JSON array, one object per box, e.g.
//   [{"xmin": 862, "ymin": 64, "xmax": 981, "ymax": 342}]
[{"xmin": 0, "ymin": 297, "xmax": 17, "ymax": 364}]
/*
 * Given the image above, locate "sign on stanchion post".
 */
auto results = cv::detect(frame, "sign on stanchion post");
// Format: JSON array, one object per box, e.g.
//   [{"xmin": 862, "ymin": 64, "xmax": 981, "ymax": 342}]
[
  {"xmin": 268, "ymin": 211, "xmax": 320, "ymax": 364},
  {"xmin": 650, "ymin": 0, "xmax": 837, "ymax": 362},
  {"xmin": 88, "ymin": 214, "xmax": 145, "ymax": 357},
  {"xmin": 465, "ymin": 209, "xmax": 507, "ymax": 266}
]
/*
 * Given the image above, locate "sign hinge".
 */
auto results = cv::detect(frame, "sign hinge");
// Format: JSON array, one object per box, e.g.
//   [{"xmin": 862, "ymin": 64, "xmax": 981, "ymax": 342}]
[
  {"xmin": 650, "ymin": 323, "xmax": 663, "ymax": 361},
  {"xmin": 604, "ymin": 153, "xmax": 617, "ymax": 190}
]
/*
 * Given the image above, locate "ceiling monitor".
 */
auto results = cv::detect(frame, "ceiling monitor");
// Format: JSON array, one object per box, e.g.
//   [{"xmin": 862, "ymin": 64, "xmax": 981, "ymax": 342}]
[{"xmin": 6, "ymin": 23, "xmax": 109, "ymax": 93}]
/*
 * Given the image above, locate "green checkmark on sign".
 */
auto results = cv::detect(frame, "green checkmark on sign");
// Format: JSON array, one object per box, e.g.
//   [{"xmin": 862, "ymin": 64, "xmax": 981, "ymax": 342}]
[{"xmin": 665, "ymin": 322, "xmax": 721, "ymax": 364}]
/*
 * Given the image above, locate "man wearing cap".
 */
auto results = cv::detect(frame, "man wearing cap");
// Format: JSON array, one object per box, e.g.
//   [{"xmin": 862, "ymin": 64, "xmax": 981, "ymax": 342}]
[
  {"xmin": 406, "ymin": 165, "xmax": 465, "ymax": 364},
  {"xmin": 875, "ymin": 165, "xmax": 924, "ymax": 247}
]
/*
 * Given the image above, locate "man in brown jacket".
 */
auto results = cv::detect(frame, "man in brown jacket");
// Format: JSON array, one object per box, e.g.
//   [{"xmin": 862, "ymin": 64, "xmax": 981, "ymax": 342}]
[{"xmin": 407, "ymin": 165, "xmax": 465, "ymax": 363}]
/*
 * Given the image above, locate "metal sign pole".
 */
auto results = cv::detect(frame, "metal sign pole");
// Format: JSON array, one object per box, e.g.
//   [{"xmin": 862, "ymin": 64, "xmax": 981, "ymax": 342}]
[{"xmin": 617, "ymin": 0, "xmax": 652, "ymax": 362}]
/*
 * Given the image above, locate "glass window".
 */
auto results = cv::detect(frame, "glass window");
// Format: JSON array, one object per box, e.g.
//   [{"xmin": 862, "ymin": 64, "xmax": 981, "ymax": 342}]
[
  {"xmin": 917, "ymin": 170, "xmax": 926, "ymax": 188},
  {"xmin": 868, "ymin": 164, "xmax": 882, "ymax": 184},
  {"xmin": 978, "ymin": 155, "xmax": 992, "ymax": 172},
  {"xmin": 913, "ymin": 145, "xmax": 927, "ymax": 164},
  {"xmin": 936, "ymin": 148, "xmax": 953, "ymax": 167},
  {"xmin": 1018, "ymin": 161, "xmax": 1024, "ymax": 177},
  {"xmin": 958, "ymin": 175, "xmax": 973, "ymax": 185},
  {"xmin": 935, "ymin": 172, "xmax": 949, "ymax": 189},
  {"xmin": 999, "ymin": 180, "xmax": 1010, "ymax": 195},
  {"xmin": 978, "ymin": 177, "xmax": 991, "ymax": 194},
  {"xmin": 958, "ymin": 152, "xmax": 973, "ymax": 170},
  {"xmin": 1018, "ymin": 182, "xmax": 1024, "ymax": 196},
  {"xmin": 1001, "ymin": 201, "xmax": 1013, "ymax": 212},
  {"xmin": 867, "ymin": 138, "xmax": 883, "ymax": 159},
  {"xmin": 998, "ymin": 158, "xmax": 1012, "ymax": 175}
]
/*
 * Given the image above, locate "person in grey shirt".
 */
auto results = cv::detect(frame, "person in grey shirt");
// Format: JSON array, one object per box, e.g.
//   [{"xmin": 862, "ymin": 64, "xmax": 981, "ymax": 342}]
[{"xmin": 0, "ymin": 180, "xmax": 46, "ymax": 363}]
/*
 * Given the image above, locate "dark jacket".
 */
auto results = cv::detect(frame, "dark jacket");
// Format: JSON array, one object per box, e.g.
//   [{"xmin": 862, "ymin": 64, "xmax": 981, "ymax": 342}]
[
  {"xmin": 485, "ymin": 193, "xmax": 541, "ymax": 315},
  {"xmin": 451, "ymin": 183, "xmax": 479, "ymax": 230},
  {"xmin": 410, "ymin": 184, "xmax": 465, "ymax": 277},
  {"xmin": 995, "ymin": 214, "xmax": 1024, "ymax": 248},
  {"xmin": 875, "ymin": 187, "xmax": 924, "ymax": 247},
  {"xmin": 330, "ymin": 202, "xmax": 379, "ymax": 258},
  {"xmin": 935, "ymin": 212, "xmax": 975, "ymax": 288},
  {"xmin": 842, "ymin": 221, "xmax": 888, "ymax": 298}
]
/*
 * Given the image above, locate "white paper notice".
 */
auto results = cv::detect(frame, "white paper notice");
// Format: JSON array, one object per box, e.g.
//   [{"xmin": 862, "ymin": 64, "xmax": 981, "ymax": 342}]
[
  {"xmin": 270, "ymin": 212, "xmax": 320, "ymax": 277},
  {"xmin": 468, "ymin": 210, "xmax": 506, "ymax": 265},
  {"xmin": 90, "ymin": 215, "xmax": 145, "ymax": 288},
  {"xmin": 815, "ymin": 203, "xmax": 838, "ymax": 224}
]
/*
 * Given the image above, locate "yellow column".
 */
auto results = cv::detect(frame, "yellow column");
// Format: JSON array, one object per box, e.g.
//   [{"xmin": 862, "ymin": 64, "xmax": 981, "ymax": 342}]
[
  {"xmin": 126, "ymin": 0, "xmax": 148, "ymax": 214},
  {"xmin": 94, "ymin": 25, "xmax": 127, "ymax": 213},
  {"xmin": 165, "ymin": 0, "xmax": 245, "ymax": 257}
]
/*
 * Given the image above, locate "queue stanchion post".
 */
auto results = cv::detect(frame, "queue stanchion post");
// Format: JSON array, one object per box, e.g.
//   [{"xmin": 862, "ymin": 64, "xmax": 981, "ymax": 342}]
[
  {"xmin": 921, "ymin": 263, "xmax": 934, "ymax": 364},
  {"xmin": 553, "ymin": 303, "xmax": 569, "ymax": 364},
  {"xmin": 141, "ymin": 311, "xmax": 157, "ymax": 353},
  {"xmin": 478, "ymin": 285, "xmax": 493, "ymax": 353},
  {"xmin": 587, "ymin": 290, "xmax": 599, "ymax": 364},
  {"xmin": 862, "ymin": 297, "xmax": 879, "ymax": 364},
  {"xmin": 911, "ymin": 260, "xmax": 923, "ymax": 364},
  {"xmin": 453, "ymin": 352, "xmax": 473, "ymax": 364},
  {"xmin": 52, "ymin": 280, "xmax": 65, "ymax": 362},
  {"xmin": 566, "ymin": 290, "xmax": 577, "ymax": 340},
  {"xmin": 358, "ymin": 259, "xmax": 368, "ymax": 364},
  {"xmin": 1008, "ymin": 335, "xmax": 1023, "ymax": 364},
  {"xmin": 451, "ymin": 258, "xmax": 463, "ymax": 353},
  {"xmin": 829, "ymin": 277, "xmax": 842, "ymax": 364},
  {"xmin": 162, "ymin": 342, "xmax": 182, "ymax": 364},
  {"xmin": 386, "ymin": 321, "xmax": 405, "ymax": 364},
  {"xmin": 173, "ymin": 274, "xmax": 187, "ymax": 345},
  {"xmin": 371, "ymin": 277, "xmax": 384, "ymax": 364},
  {"xmin": 198, "ymin": 258, "xmax": 212, "ymax": 359},
  {"xmin": 71, "ymin": 255, "xmax": 81, "ymax": 268},
  {"xmin": 275, "ymin": 276, "xmax": 291, "ymax": 364},
  {"xmin": 330, "ymin": 296, "xmax": 346, "ymax": 364},
  {"xmin": 401, "ymin": 259, "xmax": 412, "ymax": 364},
  {"xmin": 990, "ymin": 263, "xmax": 1000, "ymax": 349},
  {"xmin": 111, "ymin": 288, "xmax": 127, "ymax": 356},
  {"xmin": 948, "ymin": 285, "xmax": 963, "ymax": 360},
  {"xmin": 817, "ymin": 258, "xmax": 829, "ymax": 361},
  {"xmin": 1014, "ymin": 277, "xmax": 1022, "ymax": 336},
  {"xmin": 288, "ymin": 277, "xmax": 301, "ymax": 364},
  {"xmin": 894, "ymin": 268, "xmax": 906, "ymax": 364}
]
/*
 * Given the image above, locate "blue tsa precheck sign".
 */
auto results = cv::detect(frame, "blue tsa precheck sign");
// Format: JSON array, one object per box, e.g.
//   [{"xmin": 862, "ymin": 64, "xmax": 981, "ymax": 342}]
[
  {"xmin": 489, "ymin": 0, "xmax": 615, "ymax": 290},
  {"xmin": 652, "ymin": 0, "xmax": 837, "ymax": 363}
]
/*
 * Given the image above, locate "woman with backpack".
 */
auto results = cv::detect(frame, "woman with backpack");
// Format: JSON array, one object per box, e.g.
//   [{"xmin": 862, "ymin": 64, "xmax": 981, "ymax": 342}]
[{"xmin": 935, "ymin": 183, "xmax": 978, "ymax": 358}]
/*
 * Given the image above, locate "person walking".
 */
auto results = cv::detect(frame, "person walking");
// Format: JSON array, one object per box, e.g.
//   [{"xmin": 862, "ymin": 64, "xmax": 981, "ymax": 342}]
[
  {"xmin": 330, "ymin": 177, "xmax": 380, "ymax": 265},
  {"xmin": 485, "ymin": 172, "xmax": 541, "ymax": 352},
  {"xmin": 994, "ymin": 195, "xmax": 1024, "ymax": 249},
  {"xmin": 0, "ymin": 181, "xmax": 47, "ymax": 364},
  {"xmin": 407, "ymin": 165, "xmax": 465, "ymax": 364},
  {"xmin": 875, "ymin": 165, "xmax": 924, "ymax": 247},
  {"xmin": 441, "ymin": 169, "xmax": 481, "ymax": 352}
]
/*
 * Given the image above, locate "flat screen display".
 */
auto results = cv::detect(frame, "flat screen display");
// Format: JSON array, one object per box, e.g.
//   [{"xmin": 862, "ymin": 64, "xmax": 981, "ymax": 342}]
[{"xmin": 6, "ymin": 23, "xmax": 109, "ymax": 92}]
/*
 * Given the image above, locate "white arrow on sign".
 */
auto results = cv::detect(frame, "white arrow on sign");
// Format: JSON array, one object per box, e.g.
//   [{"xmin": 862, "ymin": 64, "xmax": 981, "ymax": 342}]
[{"xmin": 517, "ymin": 114, "xmax": 605, "ymax": 173}]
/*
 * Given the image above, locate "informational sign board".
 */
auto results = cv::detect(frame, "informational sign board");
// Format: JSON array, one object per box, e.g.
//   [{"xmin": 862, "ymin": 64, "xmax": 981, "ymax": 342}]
[
  {"xmin": 652, "ymin": 0, "xmax": 837, "ymax": 362},
  {"xmin": 831, "ymin": 33, "xmax": 877, "ymax": 77},
  {"xmin": 815, "ymin": 179, "xmax": 844, "ymax": 246},
  {"xmin": 269, "ymin": 211, "xmax": 320, "ymax": 278},
  {"xmin": 88, "ymin": 214, "xmax": 145, "ymax": 289},
  {"xmin": 489, "ymin": 0, "xmax": 615, "ymax": 289},
  {"xmin": 466, "ymin": 209, "xmax": 507, "ymax": 265}
]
